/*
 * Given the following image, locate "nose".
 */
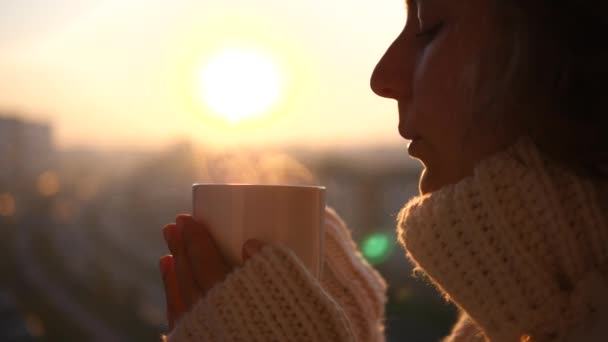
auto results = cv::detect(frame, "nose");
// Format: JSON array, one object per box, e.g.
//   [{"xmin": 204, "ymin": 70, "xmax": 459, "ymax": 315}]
[{"xmin": 370, "ymin": 30, "xmax": 411, "ymax": 100}]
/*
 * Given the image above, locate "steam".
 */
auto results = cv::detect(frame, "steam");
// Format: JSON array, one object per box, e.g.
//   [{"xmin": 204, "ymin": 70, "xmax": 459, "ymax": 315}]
[{"xmin": 195, "ymin": 149, "xmax": 318, "ymax": 185}]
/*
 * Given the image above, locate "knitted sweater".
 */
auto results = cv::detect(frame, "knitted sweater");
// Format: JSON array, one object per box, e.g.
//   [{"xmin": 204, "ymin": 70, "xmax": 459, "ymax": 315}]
[
  {"xmin": 165, "ymin": 207, "xmax": 388, "ymax": 341},
  {"xmin": 398, "ymin": 136, "xmax": 608, "ymax": 341},
  {"xmin": 167, "ymin": 136, "xmax": 608, "ymax": 341}
]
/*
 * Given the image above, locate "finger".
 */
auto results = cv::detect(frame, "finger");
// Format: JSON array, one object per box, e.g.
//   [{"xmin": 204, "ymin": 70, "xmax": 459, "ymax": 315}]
[
  {"xmin": 160, "ymin": 255, "xmax": 186, "ymax": 330},
  {"xmin": 163, "ymin": 223, "xmax": 177, "ymax": 255},
  {"xmin": 173, "ymin": 215, "xmax": 202, "ymax": 309},
  {"xmin": 160, "ymin": 255, "xmax": 176, "ymax": 330},
  {"xmin": 160, "ymin": 256, "xmax": 172, "ymax": 329},
  {"xmin": 181, "ymin": 215, "xmax": 231, "ymax": 294}
]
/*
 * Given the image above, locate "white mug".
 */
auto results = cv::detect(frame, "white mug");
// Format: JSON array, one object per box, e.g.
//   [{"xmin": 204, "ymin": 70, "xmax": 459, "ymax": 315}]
[{"xmin": 192, "ymin": 184, "xmax": 325, "ymax": 278}]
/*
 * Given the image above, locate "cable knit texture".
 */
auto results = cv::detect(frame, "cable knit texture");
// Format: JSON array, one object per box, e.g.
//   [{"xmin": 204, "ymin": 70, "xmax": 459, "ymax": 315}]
[
  {"xmin": 165, "ymin": 207, "xmax": 388, "ymax": 342},
  {"xmin": 397, "ymin": 136, "xmax": 608, "ymax": 341}
]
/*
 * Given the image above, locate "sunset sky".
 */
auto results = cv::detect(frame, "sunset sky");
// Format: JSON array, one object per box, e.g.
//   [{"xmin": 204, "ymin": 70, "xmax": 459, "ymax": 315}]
[{"xmin": 0, "ymin": 0, "xmax": 406, "ymax": 150}]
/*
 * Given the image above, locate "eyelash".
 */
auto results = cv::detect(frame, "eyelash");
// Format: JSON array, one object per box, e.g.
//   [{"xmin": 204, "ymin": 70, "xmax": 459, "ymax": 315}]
[{"xmin": 415, "ymin": 21, "xmax": 444, "ymax": 41}]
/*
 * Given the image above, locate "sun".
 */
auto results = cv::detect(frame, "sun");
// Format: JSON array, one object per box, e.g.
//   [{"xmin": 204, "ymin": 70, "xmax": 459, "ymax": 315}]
[{"xmin": 197, "ymin": 47, "xmax": 283, "ymax": 124}]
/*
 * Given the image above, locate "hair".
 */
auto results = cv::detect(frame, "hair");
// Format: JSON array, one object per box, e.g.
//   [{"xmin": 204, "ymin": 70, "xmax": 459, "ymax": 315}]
[{"xmin": 471, "ymin": 0, "xmax": 608, "ymax": 180}]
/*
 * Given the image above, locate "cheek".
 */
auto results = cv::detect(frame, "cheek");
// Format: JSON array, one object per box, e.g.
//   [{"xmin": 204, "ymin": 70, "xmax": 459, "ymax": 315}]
[
  {"xmin": 413, "ymin": 46, "xmax": 476, "ymax": 154},
  {"xmin": 412, "ymin": 36, "xmax": 473, "ymax": 133},
  {"xmin": 411, "ymin": 32, "xmax": 483, "ymax": 182}
]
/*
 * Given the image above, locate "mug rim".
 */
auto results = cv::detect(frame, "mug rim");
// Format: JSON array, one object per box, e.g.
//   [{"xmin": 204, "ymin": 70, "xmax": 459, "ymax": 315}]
[{"xmin": 193, "ymin": 183, "xmax": 325, "ymax": 190}]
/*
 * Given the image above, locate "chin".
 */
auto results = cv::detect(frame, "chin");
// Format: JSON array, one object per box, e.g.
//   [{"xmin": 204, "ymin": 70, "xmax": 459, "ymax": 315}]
[
  {"xmin": 419, "ymin": 164, "xmax": 473, "ymax": 195},
  {"xmin": 418, "ymin": 167, "xmax": 449, "ymax": 195},
  {"xmin": 418, "ymin": 168, "xmax": 436, "ymax": 195}
]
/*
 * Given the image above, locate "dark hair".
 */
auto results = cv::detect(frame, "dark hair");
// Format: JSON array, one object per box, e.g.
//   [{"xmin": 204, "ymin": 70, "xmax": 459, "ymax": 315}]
[{"xmin": 478, "ymin": 1, "xmax": 608, "ymax": 179}]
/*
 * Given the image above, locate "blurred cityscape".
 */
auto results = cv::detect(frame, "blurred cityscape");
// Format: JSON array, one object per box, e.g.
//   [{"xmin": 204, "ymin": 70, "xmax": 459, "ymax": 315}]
[{"xmin": 0, "ymin": 113, "xmax": 457, "ymax": 342}]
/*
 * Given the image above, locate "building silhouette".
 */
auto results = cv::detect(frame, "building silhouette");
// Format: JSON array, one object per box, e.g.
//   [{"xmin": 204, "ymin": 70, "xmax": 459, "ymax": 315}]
[{"xmin": 0, "ymin": 115, "xmax": 54, "ymax": 189}]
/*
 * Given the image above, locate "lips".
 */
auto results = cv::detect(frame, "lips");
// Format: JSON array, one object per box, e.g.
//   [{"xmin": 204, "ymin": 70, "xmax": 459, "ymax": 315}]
[
  {"xmin": 407, "ymin": 137, "xmax": 423, "ymax": 157},
  {"xmin": 398, "ymin": 126, "xmax": 421, "ymax": 142},
  {"xmin": 399, "ymin": 126, "xmax": 423, "ymax": 157}
]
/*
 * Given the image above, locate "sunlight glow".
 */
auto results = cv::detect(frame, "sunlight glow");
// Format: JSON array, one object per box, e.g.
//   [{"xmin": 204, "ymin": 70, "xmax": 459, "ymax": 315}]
[{"xmin": 198, "ymin": 47, "xmax": 283, "ymax": 124}]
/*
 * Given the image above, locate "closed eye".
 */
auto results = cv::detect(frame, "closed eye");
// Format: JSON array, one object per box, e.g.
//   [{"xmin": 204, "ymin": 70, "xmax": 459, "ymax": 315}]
[{"xmin": 415, "ymin": 21, "xmax": 444, "ymax": 41}]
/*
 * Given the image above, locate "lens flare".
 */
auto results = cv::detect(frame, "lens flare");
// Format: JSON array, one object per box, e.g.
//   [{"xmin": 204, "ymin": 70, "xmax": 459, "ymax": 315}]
[{"xmin": 361, "ymin": 231, "xmax": 395, "ymax": 265}]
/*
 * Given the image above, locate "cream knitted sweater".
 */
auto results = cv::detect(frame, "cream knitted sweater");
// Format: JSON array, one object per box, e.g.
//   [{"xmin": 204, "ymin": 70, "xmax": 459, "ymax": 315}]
[{"xmin": 398, "ymin": 136, "xmax": 608, "ymax": 341}]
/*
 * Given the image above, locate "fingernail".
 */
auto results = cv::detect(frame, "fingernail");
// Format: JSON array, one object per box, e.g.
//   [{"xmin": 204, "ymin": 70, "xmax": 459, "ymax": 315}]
[
  {"xmin": 243, "ymin": 239, "xmax": 264, "ymax": 261},
  {"xmin": 174, "ymin": 218, "xmax": 185, "ymax": 243},
  {"xmin": 176, "ymin": 216, "xmax": 184, "ymax": 230},
  {"xmin": 176, "ymin": 214, "xmax": 191, "ymax": 228}
]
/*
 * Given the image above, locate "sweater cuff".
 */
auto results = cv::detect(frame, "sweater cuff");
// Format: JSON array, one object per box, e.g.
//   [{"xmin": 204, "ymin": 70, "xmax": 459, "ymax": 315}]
[{"xmin": 166, "ymin": 243, "xmax": 357, "ymax": 342}]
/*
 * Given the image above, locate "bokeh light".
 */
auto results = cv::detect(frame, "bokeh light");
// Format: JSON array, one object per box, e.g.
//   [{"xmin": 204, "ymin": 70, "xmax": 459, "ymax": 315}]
[
  {"xmin": 0, "ymin": 192, "xmax": 16, "ymax": 217},
  {"xmin": 361, "ymin": 231, "xmax": 395, "ymax": 265},
  {"xmin": 37, "ymin": 171, "xmax": 60, "ymax": 197}
]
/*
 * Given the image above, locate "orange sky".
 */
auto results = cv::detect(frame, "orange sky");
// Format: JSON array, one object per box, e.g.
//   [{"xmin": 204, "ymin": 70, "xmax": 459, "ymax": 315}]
[{"xmin": 0, "ymin": 0, "xmax": 406, "ymax": 150}]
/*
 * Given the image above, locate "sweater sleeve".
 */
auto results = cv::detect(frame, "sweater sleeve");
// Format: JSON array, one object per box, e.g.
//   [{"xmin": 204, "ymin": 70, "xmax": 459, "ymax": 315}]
[
  {"xmin": 165, "ymin": 242, "xmax": 358, "ymax": 342},
  {"xmin": 321, "ymin": 207, "xmax": 388, "ymax": 341}
]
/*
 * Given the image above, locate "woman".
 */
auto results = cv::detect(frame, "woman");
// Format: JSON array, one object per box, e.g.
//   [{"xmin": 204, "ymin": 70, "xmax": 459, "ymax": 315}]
[{"xmin": 159, "ymin": 0, "xmax": 608, "ymax": 340}]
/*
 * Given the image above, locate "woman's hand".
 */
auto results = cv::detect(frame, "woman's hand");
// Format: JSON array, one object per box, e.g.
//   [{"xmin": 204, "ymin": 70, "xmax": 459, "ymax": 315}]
[{"xmin": 159, "ymin": 214, "xmax": 264, "ymax": 331}]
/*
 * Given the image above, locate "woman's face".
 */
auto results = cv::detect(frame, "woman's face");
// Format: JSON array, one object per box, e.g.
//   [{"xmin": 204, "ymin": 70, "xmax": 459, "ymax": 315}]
[{"xmin": 370, "ymin": 0, "xmax": 518, "ymax": 194}]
